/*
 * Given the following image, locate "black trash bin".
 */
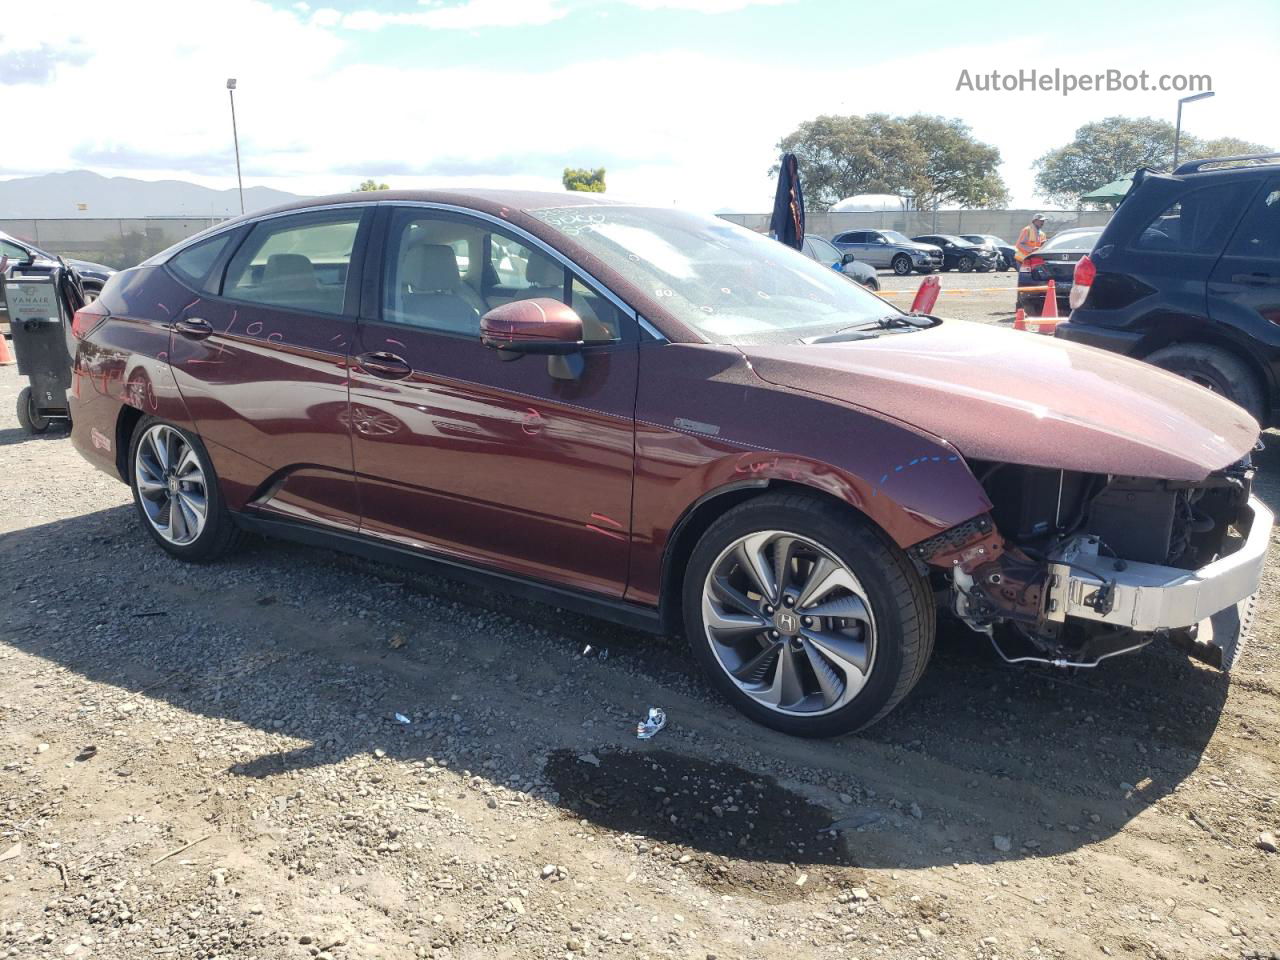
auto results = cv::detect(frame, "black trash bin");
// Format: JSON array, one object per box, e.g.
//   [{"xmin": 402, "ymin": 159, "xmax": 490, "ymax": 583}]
[{"xmin": 2, "ymin": 262, "xmax": 85, "ymax": 434}]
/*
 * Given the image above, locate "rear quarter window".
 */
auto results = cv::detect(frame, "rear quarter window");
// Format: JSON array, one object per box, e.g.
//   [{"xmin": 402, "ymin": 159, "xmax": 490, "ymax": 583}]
[{"xmin": 1133, "ymin": 181, "xmax": 1255, "ymax": 255}]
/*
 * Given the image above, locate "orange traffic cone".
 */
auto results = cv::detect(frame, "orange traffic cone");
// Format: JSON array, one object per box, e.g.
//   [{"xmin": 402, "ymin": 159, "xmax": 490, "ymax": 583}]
[
  {"xmin": 0, "ymin": 331, "xmax": 14, "ymax": 365},
  {"xmin": 1041, "ymin": 279, "xmax": 1058, "ymax": 319},
  {"xmin": 1013, "ymin": 307, "xmax": 1026, "ymax": 330}
]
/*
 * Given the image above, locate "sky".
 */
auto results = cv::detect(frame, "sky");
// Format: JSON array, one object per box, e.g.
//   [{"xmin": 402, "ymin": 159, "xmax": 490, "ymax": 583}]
[{"xmin": 1, "ymin": 0, "xmax": 1277, "ymax": 211}]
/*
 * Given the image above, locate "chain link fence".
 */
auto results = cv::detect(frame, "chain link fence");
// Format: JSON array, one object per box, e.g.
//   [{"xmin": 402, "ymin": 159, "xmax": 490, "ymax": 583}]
[
  {"xmin": 720, "ymin": 208, "xmax": 1113, "ymax": 241},
  {"xmin": 0, "ymin": 218, "xmax": 227, "ymax": 270}
]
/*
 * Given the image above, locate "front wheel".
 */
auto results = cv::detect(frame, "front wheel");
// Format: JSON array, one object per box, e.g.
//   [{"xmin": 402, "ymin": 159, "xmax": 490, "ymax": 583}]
[
  {"xmin": 891, "ymin": 255, "xmax": 913, "ymax": 276},
  {"xmin": 128, "ymin": 418, "xmax": 240, "ymax": 561},
  {"xmin": 683, "ymin": 493, "xmax": 935, "ymax": 737},
  {"xmin": 958, "ymin": 257, "xmax": 974, "ymax": 273}
]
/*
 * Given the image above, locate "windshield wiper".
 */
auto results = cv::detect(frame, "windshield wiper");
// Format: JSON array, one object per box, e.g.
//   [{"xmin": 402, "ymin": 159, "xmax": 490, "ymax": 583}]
[{"xmin": 801, "ymin": 313, "xmax": 933, "ymax": 344}]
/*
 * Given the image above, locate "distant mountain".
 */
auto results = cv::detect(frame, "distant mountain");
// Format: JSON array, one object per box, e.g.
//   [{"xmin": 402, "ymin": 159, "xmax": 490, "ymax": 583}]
[{"xmin": 0, "ymin": 170, "xmax": 306, "ymax": 218}]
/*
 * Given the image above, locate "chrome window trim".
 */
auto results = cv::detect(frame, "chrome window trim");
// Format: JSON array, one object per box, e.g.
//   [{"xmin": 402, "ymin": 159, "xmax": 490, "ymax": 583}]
[
  {"xmin": 380, "ymin": 200, "xmax": 666, "ymax": 342},
  {"xmin": 141, "ymin": 201, "xmax": 376, "ymax": 268}
]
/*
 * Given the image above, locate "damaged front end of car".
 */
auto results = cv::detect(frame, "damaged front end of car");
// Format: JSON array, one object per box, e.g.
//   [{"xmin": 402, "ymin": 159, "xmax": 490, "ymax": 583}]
[{"xmin": 911, "ymin": 456, "xmax": 1272, "ymax": 671}]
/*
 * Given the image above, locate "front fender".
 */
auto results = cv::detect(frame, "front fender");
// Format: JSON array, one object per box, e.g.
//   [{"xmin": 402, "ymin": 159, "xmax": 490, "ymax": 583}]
[{"xmin": 628, "ymin": 343, "xmax": 993, "ymax": 606}]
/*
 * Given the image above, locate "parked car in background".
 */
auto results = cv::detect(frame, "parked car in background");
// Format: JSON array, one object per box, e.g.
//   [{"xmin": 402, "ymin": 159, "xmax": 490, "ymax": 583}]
[
  {"xmin": 1016, "ymin": 228, "xmax": 1102, "ymax": 315},
  {"xmin": 831, "ymin": 229, "xmax": 942, "ymax": 275},
  {"xmin": 1, "ymin": 230, "xmax": 115, "ymax": 333},
  {"xmin": 68, "ymin": 189, "xmax": 1270, "ymax": 737},
  {"xmin": 911, "ymin": 234, "xmax": 1001, "ymax": 273},
  {"xmin": 802, "ymin": 234, "xmax": 879, "ymax": 290},
  {"xmin": 1057, "ymin": 153, "xmax": 1280, "ymax": 425},
  {"xmin": 960, "ymin": 234, "xmax": 1016, "ymax": 271}
]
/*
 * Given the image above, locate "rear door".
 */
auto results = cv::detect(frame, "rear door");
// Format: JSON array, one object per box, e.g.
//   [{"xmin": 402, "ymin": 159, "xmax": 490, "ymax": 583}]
[
  {"xmin": 347, "ymin": 205, "xmax": 639, "ymax": 597},
  {"xmin": 167, "ymin": 206, "xmax": 371, "ymax": 528},
  {"xmin": 1118, "ymin": 179, "xmax": 1258, "ymax": 324},
  {"xmin": 1209, "ymin": 176, "xmax": 1280, "ymax": 330}
]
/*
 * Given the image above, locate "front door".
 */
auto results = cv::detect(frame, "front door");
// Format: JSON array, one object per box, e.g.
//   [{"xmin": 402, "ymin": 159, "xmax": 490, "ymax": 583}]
[
  {"xmin": 167, "ymin": 207, "xmax": 370, "ymax": 528},
  {"xmin": 348, "ymin": 206, "xmax": 638, "ymax": 597}
]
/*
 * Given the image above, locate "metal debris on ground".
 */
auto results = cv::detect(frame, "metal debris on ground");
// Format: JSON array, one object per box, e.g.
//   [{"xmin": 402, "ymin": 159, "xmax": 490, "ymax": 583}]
[
  {"xmin": 75, "ymin": 745, "xmax": 98, "ymax": 762},
  {"xmin": 635, "ymin": 707, "xmax": 667, "ymax": 740}
]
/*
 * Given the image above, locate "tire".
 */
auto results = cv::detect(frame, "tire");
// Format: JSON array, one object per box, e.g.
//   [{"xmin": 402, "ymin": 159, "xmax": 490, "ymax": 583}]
[
  {"xmin": 864, "ymin": 277, "xmax": 880, "ymax": 292},
  {"xmin": 682, "ymin": 493, "xmax": 935, "ymax": 737},
  {"xmin": 958, "ymin": 257, "xmax": 974, "ymax": 273},
  {"xmin": 891, "ymin": 255, "xmax": 912, "ymax": 276},
  {"xmin": 81, "ymin": 282, "xmax": 103, "ymax": 304},
  {"xmin": 16, "ymin": 386, "xmax": 49, "ymax": 434},
  {"xmin": 127, "ymin": 417, "xmax": 240, "ymax": 561},
  {"xmin": 1144, "ymin": 343, "xmax": 1267, "ymax": 423}
]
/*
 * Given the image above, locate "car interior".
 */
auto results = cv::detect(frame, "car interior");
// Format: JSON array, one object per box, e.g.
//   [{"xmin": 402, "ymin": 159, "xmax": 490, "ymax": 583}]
[{"xmin": 383, "ymin": 216, "xmax": 621, "ymax": 342}]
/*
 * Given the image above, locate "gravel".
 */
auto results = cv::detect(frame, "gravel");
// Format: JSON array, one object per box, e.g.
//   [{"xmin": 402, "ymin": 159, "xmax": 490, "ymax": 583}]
[{"xmin": 3, "ymin": 360, "xmax": 1280, "ymax": 959}]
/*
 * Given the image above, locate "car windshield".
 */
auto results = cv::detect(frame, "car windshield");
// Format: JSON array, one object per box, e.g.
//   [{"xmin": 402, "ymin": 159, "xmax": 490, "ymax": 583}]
[
  {"xmin": 961, "ymin": 235, "xmax": 986, "ymax": 244},
  {"xmin": 1041, "ymin": 230, "xmax": 1102, "ymax": 252},
  {"xmin": 534, "ymin": 206, "xmax": 904, "ymax": 346},
  {"xmin": 880, "ymin": 230, "xmax": 910, "ymax": 243}
]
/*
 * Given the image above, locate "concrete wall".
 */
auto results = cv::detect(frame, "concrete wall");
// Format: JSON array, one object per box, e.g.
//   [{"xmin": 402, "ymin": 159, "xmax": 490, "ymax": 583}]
[
  {"xmin": 0, "ymin": 217, "xmax": 226, "ymax": 270},
  {"xmin": 720, "ymin": 208, "xmax": 1113, "ymax": 241}
]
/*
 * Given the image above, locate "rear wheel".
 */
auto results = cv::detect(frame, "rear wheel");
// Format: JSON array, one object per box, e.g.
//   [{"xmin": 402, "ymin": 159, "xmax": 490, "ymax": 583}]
[
  {"xmin": 891, "ymin": 254, "xmax": 912, "ymax": 276},
  {"xmin": 682, "ymin": 493, "xmax": 935, "ymax": 737},
  {"xmin": 128, "ymin": 418, "xmax": 240, "ymax": 561},
  {"xmin": 1145, "ymin": 343, "xmax": 1266, "ymax": 423},
  {"xmin": 16, "ymin": 387, "xmax": 49, "ymax": 434}
]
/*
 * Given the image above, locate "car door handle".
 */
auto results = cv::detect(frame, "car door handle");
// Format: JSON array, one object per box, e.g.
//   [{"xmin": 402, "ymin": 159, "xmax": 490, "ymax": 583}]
[
  {"xmin": 355, "ymin": 351, "xmax": 412, "ymax": 380},
  {"xmin": 173, "ymin": 317, "xmax": 213, "ymax": 339},
  {"xmin": 1231, "ymin": 273, "xmax": 1280, "ymax": 286}
]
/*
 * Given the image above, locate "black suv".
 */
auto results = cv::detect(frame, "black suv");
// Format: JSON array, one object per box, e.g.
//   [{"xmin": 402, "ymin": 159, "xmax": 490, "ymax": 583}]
[{"xmin": 1056, "ymin": 153, "xmax": 1280, "ymax": 425}]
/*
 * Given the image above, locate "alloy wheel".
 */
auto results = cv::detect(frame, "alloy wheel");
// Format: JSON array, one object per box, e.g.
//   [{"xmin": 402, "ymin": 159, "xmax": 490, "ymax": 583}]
[
  {"xmin": 700, "ymin": 530, "xmax": 876, "ymax": 716},
  {"xmin": 134, "ymin": 424, "xmax": 209, "ymax": 546}
]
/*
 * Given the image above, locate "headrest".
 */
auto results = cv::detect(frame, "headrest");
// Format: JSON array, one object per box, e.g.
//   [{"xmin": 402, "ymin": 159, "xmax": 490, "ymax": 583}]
[
  {"xmin": 264, "ymin": 253, "xmax": 314, "ymax": 280},
  {"xmin": 402, "ymin": 243, "xmax": 460, "ymax": 292},
  {"xmin": 525, "ymin": 255, "xmax": 563, "ymax": 288}
]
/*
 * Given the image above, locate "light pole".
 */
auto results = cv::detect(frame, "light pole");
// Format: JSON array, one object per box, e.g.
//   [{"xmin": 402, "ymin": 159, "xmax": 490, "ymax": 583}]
[
  {"xmin": 227, "ymin": 78, "xmax": 244, "ymax": 215},
  {"xmin": 900, "ymin": 188, "xmax": 914, "ymax": 234},
  {"xmin": 1173, "ymin": 90, "xmax": 1214, "ymax": 167}
]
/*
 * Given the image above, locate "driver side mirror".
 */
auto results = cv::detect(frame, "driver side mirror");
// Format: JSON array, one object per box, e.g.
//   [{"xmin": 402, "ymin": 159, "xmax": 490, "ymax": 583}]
[
  {"xmin": 480, "ymin": 298, "xmax": 585, "ymax": 380},
  {"xmin": 841, "ymin": 252, "xmax": 859, "ymax": 265}
]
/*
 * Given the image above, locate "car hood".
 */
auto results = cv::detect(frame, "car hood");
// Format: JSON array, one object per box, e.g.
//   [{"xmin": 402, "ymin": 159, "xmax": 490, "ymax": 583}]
[
  {"xmin": 903, "ymin": 242, "xmax": 940, "ymax": 253},
  {"xmin": 743, "ymin": 319, "xmax": 1258, "ymax": 481}
]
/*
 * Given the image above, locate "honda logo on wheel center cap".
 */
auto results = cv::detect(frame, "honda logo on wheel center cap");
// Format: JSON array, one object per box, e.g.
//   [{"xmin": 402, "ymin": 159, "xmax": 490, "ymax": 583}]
[{"xmin": 775, "ymin": 612, "xmax": 798, "ymax": 635}]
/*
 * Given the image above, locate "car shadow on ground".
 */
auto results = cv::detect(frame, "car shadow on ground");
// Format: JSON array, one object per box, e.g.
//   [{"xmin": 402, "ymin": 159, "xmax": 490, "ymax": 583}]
[
  {"xmin": 0, "ymin": 424, "xmax": 70, "ymax": 446},
  {"xmin": 0, "ymin": 504, "xmax": 1231, "ymax": 872}
]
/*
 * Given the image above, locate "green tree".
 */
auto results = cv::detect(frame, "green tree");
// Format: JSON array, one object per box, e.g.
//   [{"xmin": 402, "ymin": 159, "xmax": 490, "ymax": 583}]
[
  {"xmin": 1034, "ymin": 119, "xmax": 1273, "ymax": 205},
  {"xmin": 562, "ymin": 167, "xmax": 606, "ymax": 192},
  {"xmin": 355, "ymin": 179, "xmax": 390, "ymax": 191},
  {"xmin": 1188, "ymin": 136, "xmax": 1273, "ymax": 163},
  {"xmin": 773, "ymin": 114, "xmax": 1007, "ymax": 211},
  {"xmin": 1035, "ymin": 117, "xmax": 1179, "ymax": 204},
  {"xmin": 899, "ymin": 115, "xmax": 1010, "ymax": 209}
]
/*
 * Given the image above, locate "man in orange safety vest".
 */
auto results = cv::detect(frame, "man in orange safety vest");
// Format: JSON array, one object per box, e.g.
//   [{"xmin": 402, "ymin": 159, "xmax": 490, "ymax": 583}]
[{"xmin": 1015, "ymin": 214, "xmax": 1048, "ymax": 264}]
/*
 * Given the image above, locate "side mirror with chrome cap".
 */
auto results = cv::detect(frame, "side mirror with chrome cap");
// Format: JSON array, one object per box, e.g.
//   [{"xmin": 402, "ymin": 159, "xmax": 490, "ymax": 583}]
[{"xmin": 480, "ymin": 298, "xmax": 586, "ymax": 380}]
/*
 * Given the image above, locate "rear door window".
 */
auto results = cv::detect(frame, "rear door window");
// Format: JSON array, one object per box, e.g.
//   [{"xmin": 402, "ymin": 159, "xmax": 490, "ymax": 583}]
[
  {"xmin": 223, "ymin": 211, "xmax": 363, "ymax": 314},
  {"xmin": 1134, "ymin": 182, "xmax": 1254, "ymax": 255},
  {"xmin": 1223, "ymin": 179, "xmax": 1280, "ymax": 260}
]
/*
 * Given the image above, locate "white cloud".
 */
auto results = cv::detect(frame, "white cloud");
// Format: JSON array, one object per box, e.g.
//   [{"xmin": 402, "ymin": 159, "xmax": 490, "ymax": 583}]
[
  {"xmin": 340, "ymin": 0, "xmax": 567, "ymax": 31},
  {"xmin": 618, "ymin": 0, "xmax": 791, "ymax": 10},
  {"xmin": 1, "ymin": 1, "xmax": 1276, "ymax": 214}
]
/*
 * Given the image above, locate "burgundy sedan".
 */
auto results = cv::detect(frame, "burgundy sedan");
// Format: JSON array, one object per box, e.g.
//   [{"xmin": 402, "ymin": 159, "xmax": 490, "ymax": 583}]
[{"xmin": 69, "ymin": 190, "xmax": 1271, "ymax": 737}]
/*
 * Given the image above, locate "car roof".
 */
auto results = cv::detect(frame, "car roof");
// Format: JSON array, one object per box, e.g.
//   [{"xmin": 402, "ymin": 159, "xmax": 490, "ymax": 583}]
[{"xmin": 224, "ymin": 188, "xmax": 627, "ymax": 228}]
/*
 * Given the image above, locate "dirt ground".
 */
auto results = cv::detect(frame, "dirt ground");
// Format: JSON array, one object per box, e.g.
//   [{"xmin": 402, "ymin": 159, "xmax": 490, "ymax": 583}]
[
  {"xmin": 876, "ymin": 268, "xmax": 1024, "ymax": 324},
  {"xmin": 1, "ymin": 348, "xmax": 1278, "ymax": 960}
]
